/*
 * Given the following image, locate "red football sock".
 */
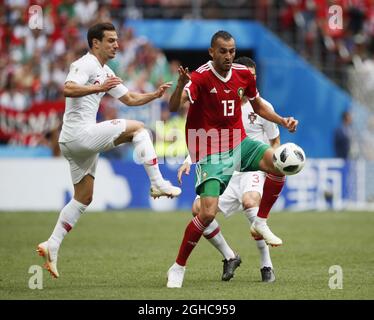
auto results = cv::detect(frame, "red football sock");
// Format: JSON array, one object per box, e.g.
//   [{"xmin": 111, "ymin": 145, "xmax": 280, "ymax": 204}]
[
  {"xmin": 257, "ymin": 173, "xmax": 286, "ymax": 219},
  {"xmin": 176, "ymin": 216, "xmax": 206, "ymax": 266}
]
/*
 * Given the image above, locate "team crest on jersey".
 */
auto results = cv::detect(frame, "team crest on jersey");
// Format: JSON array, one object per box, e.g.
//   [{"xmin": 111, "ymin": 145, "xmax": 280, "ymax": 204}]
[
  {"xmin": 237, "ymin": 87, "xmax": 244, "ymax": 99},
  {"xmin": 248, "ymin": 112, "xmax": 257, "ymax": 124},
  {"xmin": 202, "ymin": 172, "xmax": 208, "ymax": 180}
]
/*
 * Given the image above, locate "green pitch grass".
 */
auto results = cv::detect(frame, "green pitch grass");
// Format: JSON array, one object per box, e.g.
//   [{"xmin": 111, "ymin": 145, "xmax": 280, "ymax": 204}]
[{"xmin": 0, "ymin": 211, "xmax": 373, "ymax": 300}]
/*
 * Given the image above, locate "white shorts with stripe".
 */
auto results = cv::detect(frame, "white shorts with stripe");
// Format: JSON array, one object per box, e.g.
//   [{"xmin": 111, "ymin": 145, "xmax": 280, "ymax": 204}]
[
  {"xmin": 59, "ymin": 119, "xmax": 126, "ymax": 184},
  {"xmin": 196, "ymin": 171, "xmax": 265, "ymax": 218}
]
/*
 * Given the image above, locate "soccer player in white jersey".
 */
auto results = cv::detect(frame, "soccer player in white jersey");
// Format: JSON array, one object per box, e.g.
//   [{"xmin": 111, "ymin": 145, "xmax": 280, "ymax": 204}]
[
  {"xmin": 37, "ymin": 22, "xmax": 181, "ymax": 278},
  {"xmin": 178, "ymin": 57, "xmax": 281, "ymax": 282}
]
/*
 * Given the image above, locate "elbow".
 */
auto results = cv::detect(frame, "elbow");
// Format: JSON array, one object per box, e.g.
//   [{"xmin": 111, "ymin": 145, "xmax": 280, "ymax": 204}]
[
  {"xmin": 63, "ymin": 89, "xmax": 69, "ymax": 97},
  {"xmin": 63, "ymin": 86, "xmax": 72, "ymax": 97}
]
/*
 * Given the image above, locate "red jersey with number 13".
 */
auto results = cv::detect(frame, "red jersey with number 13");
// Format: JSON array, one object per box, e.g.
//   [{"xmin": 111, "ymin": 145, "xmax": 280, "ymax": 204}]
[{"xmin": 185, "ymin": 61, "xmax": 259, "ymax": 162}]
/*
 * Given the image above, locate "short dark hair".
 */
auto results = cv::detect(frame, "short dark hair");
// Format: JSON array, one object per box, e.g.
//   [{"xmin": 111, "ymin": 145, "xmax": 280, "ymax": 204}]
[
  {"xmin": 234, "ymin": 56, "xmax": 256, "ymax": 69},
  {"xmin": 211, "ymin": 30, "xmax": 234, "ymax": 47},
  {"xmin": 87, "ymin": 22, "xmax": 116, "ymax": 48}
]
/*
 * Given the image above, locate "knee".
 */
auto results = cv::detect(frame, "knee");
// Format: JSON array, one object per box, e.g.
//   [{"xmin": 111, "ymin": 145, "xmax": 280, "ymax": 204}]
[
  {"xmin": 242, "ymin": 193, "xmax": 261, "ymax": 210},
  {"xmin": 202, "ymin": 212, "xmax": 216, "ymax": 225},
  {"xmin": 133, "ymin": 122, "xmax": 145, "ymax": 133},
  {"xmin": 259, "ymin": 149, "xmax": 280, "ymax": 174},
  {"xmin": 199, "ymin": 210, "xmax": 216, "ymax": 225},
  {"xmin": 198, "ymin": 197, "xmax": 218, "ymax": 225},
  {"xmin": 242, "ymin": 198, "xmax": 257, "ymax": 210},
  {"xmin": 75, "ymin": 193, "xmax": 93, "ymax": 206},
  {"xmin": 81, "ymin": 196, "xmax": 93, "ymax": 206}
]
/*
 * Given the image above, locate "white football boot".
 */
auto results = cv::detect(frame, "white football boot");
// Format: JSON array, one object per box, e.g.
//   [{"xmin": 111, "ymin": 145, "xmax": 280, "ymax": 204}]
[
  {"xmin": 250, "ymin": 221, "xmax": 283, "ymax": 247},
  {"xmin": 166, "ymin": 263, "xmax": 186, "ymax": 288},
  {"xmin": 36, "ymin": 241, "xmax": 59, "ymax": 278},
  {"xmin": 150, "ymin": 180, "xmax": 181, "ymax": 199}
]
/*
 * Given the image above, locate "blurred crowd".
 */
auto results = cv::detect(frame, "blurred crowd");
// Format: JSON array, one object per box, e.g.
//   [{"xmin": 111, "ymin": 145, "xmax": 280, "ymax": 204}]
[
  {"xmin": 276, "ymin": 1, "xmax": 374, "ymax": 91},
  {"xmin": 0, "ymin": 0, "xmax": 180, "ymax": 110},
  {"xmin": 0, "ymin": 0, "xmax": 186, "ymax": 158},
  {"xmin": 1, "ymin": 0, "xmax": 374, "ymax": 159}
]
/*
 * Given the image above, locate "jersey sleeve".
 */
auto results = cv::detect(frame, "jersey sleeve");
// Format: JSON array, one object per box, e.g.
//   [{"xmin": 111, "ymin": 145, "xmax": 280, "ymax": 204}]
[
  {"xmin": 262, "ymin": 99, "xmax": 280, "ymax": 140},
  {"xmin": 65, "ymin": 61, "xmax": 90, "ymax": 85},
  {"xmin": 108, "ymin": 84, "xmax": 129, "ymax": 99},
  {"xmin": 184, "ymin": 72, "xmax": 200, "ymax": 104},
  {"xmin": 244, "ymin": 70, "xmax": 259, "ymax": 101},
  {"xmin": 105, "ymin": 67, "xmax": 129, "ymax": 99}
]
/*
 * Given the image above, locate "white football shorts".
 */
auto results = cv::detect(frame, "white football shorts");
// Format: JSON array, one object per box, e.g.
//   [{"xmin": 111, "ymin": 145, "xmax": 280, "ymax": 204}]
[
  {"xmin": 196, "ymin": 171, "xmax": 265, "ymax": 217},
  {"xmin": 59, "ymin": 119, "xmax": 127, "ymax": 184}
]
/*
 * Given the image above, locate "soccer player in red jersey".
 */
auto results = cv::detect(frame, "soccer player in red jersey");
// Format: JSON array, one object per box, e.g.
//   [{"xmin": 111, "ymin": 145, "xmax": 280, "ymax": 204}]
[{"xmin": 166, "ymin": 31, "xmax": 298, "ymax": 288}]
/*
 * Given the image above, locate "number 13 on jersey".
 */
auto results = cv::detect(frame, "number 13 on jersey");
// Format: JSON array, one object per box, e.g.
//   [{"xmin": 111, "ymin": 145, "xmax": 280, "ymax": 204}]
[{"xmin": 222, "ymin": 100, "xmax": 235, "ymax": 116}]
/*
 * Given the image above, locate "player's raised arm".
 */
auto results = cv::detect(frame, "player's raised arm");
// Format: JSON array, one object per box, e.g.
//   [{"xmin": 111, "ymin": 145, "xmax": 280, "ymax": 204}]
[
  {"xmin": 251, "ymin": 96, "xmax": 298, "ymax": 133},
  {"xmin": 63, "ymin": 77, "xmax": 123, "ymax": 97},
  {"xmin": 118, "ymin": 82, "xmax": 172, "ymax": 106},
  {"xmin": 169, "ymin": 66, "xmax": 190, "ymax": 112}
]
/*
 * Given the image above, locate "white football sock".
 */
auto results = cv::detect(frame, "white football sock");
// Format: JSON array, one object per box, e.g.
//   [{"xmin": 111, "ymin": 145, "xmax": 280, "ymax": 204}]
[
  {"xmin": 254, "ymin": 216, "xmax": 267, "ymax": 225},
  {"xmin": 244, "ymin": 207, "xmax": 273, "ymax": 268},
  {"xmin": 48, "ymin": 198, "xmax": 87, "ymax": 250},
  {"xmin": 256, "ymin": 238, "xmax": 273, "ymax": 268},
  {"xmin": 132, "ymin": 129, "xmax": 163, "ymax": 186},
  {"xmin": 203, "ymin": 219, "xmax": 236, "ymax": 260}
]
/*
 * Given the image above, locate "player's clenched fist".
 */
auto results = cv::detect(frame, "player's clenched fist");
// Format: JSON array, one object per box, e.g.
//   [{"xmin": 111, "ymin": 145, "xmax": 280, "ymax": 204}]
[{"xmin": 282, "ymin": 117, "xmax": 298, "ymax": 133}]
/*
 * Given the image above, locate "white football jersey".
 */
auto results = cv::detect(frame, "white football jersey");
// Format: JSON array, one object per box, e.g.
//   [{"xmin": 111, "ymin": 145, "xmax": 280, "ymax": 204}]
[
  {"xmin": 241, "ymin": 98, "xmax": 279, "ymax": 144},
  {"xmin": 59, "ymin": 52, "xmax": 129, "ymax": 142}
]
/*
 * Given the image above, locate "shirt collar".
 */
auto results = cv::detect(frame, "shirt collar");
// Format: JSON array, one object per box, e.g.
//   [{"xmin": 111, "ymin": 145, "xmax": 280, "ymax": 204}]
[{"xmin": 208, "ymin": 61, "xmax": 232, "ymax": 83}]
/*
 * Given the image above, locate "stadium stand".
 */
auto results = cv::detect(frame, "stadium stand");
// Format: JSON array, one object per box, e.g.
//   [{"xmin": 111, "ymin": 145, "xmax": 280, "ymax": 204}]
[{"xmin": 1, "ymin": 0, "xmax": 373, "ymax": 159}]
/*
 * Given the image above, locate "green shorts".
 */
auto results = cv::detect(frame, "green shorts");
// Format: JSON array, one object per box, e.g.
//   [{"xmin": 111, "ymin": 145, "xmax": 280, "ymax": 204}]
[{"xmin": 195, "ymin": 137, "xmax": 270, "ymax": 197}]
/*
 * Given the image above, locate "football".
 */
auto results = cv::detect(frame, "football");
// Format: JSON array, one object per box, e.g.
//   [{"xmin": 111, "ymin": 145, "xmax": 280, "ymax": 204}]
[{"xmin": 273, "ymin": 143, "xmax": 306, "ymax": 175}]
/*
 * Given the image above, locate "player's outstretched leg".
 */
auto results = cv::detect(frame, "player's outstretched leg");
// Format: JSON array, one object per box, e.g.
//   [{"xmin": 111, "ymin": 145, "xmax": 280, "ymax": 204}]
[
  {"xmin": 253, "ymin": 149, "xmax": 286, "ymax": 246},
  {"xmin": 166, "ymin": 215, "xmax": 206, "ymax": 288},
  {"xmin": 37, "ymin": 176, "xmax": 91, "ymax": 278},
  {"xmin": 244, "ymin": 207, "xmax": 275, "ymax": 282},
  {"xmin": 37, "ymin": 198, "xmax": 87, "ymax": 278},
  {"xmin": 250, "ymin": 174, "xmax": 285, "ymax": 246},
  {"xmin": 204, "ymin": 220, "xmax": 242, "ymax": 281},
  {"xmin": 244, "ymin": 207, "xmax": 276, "ymax": 282},
  {"xmin": 167, "ymin": 195, "xmax": 218, "ymax": 288},
  {"xmin": 131, "ymin": 128, "xmax": 181, "ymax": 198},
  {"xmin": 192, "ymin": 199, "xmax": 241, "ymax": 281}
]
